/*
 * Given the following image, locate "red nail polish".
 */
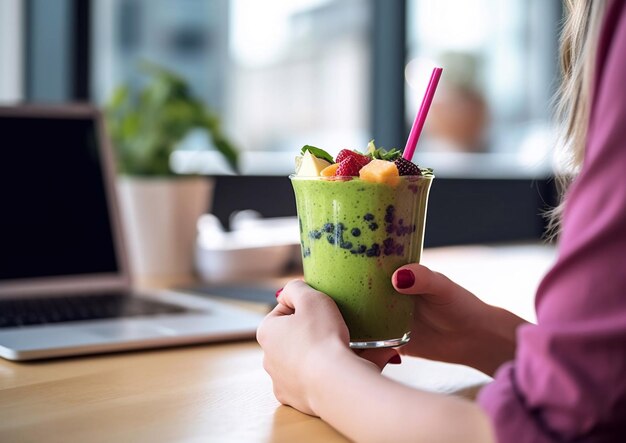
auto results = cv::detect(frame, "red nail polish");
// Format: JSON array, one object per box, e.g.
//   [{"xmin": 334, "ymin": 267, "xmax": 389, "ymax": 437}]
[
  {"xmin": 395, "ymin": 269, "xmax": 415, "ymax": 289},
  {"xmin": 388, "ymin": 354, "xmax": 402, "ymax": 364},
  {"xmin": 275, "ymin": 288, "xmax": 283, "ymax": 298}
]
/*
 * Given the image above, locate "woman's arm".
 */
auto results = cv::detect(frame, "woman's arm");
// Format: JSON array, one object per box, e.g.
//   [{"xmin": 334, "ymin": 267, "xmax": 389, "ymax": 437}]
[{"xmin": 307, "ymin": 340, "xmax": 495, "ymax": 443}]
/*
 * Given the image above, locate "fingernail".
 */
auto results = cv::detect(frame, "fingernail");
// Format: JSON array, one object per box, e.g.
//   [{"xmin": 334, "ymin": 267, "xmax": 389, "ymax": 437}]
[
  {"xmin": 388, "ymin": 354, "xmax": 402, "ymax": 365},
  {"xmin": 395, "ymin": 269, "xmax": 415, "ymax": 289},
  {"xmin": 275, "ymin": 288, "xmax": 283, "ymax": 298}
]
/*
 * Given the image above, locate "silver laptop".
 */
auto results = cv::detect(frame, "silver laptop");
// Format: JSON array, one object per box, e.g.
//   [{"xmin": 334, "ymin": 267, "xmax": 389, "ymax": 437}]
[{"xmin": 0, "ymin": 104, "xmax": 264, "ymax": 361}]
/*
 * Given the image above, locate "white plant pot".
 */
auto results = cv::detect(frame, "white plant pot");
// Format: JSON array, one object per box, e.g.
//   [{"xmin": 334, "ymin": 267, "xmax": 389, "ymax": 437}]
[{"xmin": 117, "ymin": 176, "xmax": 214, "ymax": 279}]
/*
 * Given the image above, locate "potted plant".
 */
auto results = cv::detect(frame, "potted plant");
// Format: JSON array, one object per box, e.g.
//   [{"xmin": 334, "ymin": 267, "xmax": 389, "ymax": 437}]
[{"xmin": 105, "ymin": 63, "xmax": 238, "ymax": 281}]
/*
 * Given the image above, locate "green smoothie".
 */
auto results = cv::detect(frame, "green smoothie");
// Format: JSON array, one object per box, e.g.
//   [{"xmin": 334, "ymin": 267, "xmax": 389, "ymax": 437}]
[{"xmin": 291, "ymin": 175, "xmax": 433, "ymax": 346}]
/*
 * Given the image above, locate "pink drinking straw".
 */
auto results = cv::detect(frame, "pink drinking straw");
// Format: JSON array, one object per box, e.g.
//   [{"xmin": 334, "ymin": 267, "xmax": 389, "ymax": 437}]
[{"xmin": 403, "ymin": 67, "xmax": 443, "ymax": 161}]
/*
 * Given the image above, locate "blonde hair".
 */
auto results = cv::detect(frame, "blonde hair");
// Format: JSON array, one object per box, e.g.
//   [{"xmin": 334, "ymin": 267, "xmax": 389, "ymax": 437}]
[{"xmin": 547, "ymin": 0, "xmax": 606, "ymax": 238}]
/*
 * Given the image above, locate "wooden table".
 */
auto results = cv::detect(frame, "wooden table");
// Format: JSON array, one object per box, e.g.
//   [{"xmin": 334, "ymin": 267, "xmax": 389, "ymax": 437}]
[{"xmin": 0, "ymin": 244, "xmax": 556, "ymax": 443}]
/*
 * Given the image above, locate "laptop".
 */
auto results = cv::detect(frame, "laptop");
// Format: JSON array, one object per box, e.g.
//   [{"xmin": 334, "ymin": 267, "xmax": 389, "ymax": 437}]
[{"xmin": 0, "ymin": 104, "xmax": 265, "ymax": 361}]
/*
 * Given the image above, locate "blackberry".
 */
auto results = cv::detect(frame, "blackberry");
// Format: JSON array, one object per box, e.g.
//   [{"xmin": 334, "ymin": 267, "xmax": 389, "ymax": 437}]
[{"xmin": 394, "ymin": 157, "xmax": 422, "ymax": 176}]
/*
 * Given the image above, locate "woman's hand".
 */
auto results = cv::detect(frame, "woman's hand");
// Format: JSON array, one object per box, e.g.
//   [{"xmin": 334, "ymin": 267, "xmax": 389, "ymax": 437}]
[
  {"xmin": 258, "ymin": 279, "xmax": 495, "ymax": 443},
  {"xmin": 257, "ymin": 280, "xmax": 398, "ymax": 415},
  {"xmin": 392, "ymin": 264, "xmax": 527, "ymax": 375}
]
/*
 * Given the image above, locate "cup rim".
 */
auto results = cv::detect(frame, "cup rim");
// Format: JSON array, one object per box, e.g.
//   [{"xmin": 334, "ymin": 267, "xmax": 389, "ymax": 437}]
[{"xmin": 289, "ymin": 174, "xmax": 434, "ymax": 180}]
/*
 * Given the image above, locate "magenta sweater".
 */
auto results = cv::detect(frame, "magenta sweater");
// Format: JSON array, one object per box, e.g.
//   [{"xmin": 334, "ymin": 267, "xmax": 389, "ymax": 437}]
[{"xmin": 478, "ymin": 2, "xmax": 626, "ymax": 441}]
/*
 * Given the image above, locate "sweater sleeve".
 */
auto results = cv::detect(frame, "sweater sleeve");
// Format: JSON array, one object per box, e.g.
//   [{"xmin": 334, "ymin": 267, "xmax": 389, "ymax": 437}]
[{"xmin": 478, "ymin": 2, "xmax": 626, "ymax": 441}]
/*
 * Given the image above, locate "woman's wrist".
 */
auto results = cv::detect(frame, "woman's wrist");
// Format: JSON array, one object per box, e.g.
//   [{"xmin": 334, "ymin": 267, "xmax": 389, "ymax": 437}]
[
  {"xmin": 303, "ymin": 339, "xmax": 374, "ymax": 415},
  {"xmin": 462, "ymin": 304, "xmax": 527, "ymax": 375}
]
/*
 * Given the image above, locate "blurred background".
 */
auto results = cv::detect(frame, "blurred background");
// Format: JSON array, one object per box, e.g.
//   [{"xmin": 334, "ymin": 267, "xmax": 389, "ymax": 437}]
[{"xmin": 0, "ymin": 0, "xmax": 561, "ymax": 252}]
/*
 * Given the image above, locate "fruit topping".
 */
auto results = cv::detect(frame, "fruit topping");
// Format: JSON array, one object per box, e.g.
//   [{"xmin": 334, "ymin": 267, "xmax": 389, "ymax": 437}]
[
  {"xmin": 394, "ymin": 157, "xmax": 422, "ymax": 176},
  {"xmin": 301, "ymin": 145, "xmax": 334, "ymax": 163},
  {"xmin": 335, "ymin": 156, "xmax": 362, "ymax": 177},
  {"xmin": 296, "ymin": 141, "xmax": 432, "ymax": 180},
  {"xmin": 320, "ymin": 163, "xmax": 340, "ymax": 177},
  {"xmin": 296, "ymin": 150, "xmax": 332, "ymax": 176},
  {"xmin": 358, "ymin": 159, "xmax": 400, "ymax": 186},
  {"xmin": 336, "ymin": 149, "xmax": 371, "ymax": 168}
]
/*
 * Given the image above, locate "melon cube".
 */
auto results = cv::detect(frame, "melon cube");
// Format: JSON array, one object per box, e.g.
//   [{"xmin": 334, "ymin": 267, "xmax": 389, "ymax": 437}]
[
  {"xmin": 320, "ymin": 163, "xmax": 340, "ymax": 177},
  {"xmin": 359, "ymin": 159, "xmax": 400, "ymax": 186}
]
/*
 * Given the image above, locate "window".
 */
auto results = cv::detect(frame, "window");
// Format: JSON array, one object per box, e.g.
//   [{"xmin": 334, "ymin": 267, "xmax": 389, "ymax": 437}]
[
  {"xmin": 17, "ymin": 1, "xmax": 561, "ymax": 177},
  {"xmin": 406, "ymin": 0, "xmax": 561, "ymax": 176},
  {"xmin": 92, "ymin": 0, "xmax": 372, "ymax": 174}
]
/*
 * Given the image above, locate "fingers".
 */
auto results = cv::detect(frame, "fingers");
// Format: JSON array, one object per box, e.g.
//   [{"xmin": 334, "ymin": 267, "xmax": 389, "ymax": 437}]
[
  {"xmin": 392, "ymin": 264, "xmax": 465, "ymax": 300},
  {"xmin": 273, "ymin": 279, "xmax": 334, "ymax": 314},
  {"xmin": 271, "ymin": 301, "xmax": 295, "ymax": 316},
  {"xmin": 355, "ymin": 348, "xmax": 401, "ymax": 371}
]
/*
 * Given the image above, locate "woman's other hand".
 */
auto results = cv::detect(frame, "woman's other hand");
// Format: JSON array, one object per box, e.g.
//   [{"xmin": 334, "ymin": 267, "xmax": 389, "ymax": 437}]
[{"xmin": 392, "ymin": 264, "xmax": 527, "ymax": 375}]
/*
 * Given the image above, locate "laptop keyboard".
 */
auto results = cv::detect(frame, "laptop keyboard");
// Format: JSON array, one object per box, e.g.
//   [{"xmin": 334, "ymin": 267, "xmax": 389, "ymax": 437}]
[{"xmin": 0, "ymin": 293, "xmax": 192, "ymax": 328}]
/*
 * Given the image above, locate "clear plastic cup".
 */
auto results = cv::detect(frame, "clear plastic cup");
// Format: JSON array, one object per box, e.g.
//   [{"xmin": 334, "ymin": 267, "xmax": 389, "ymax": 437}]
[{"xmin": 291, "ymin": 174, "xmax": 433, "ymax": 348}]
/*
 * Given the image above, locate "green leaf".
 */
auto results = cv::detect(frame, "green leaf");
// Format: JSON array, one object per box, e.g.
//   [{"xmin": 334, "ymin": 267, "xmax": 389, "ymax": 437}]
[
  {"xmin": 378, "ymin": 148, "xmax": 402, "ymax": 161},
  {"xmin": 365, "ymin": 140, "xmax": 402, "ymax": 161},
  {"xmin": 300, "ymin": 145, "xmax": 334, "ymax": 164}
]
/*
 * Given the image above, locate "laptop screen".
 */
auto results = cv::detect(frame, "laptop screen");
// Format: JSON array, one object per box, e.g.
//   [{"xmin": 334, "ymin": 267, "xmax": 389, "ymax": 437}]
[{"xmin": 0, "ymin": 115, "xmax": 119, "ymax": 281}]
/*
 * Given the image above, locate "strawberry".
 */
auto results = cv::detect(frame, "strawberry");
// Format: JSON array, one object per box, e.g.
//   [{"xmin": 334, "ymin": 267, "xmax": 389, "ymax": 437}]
[
  {"xmin": 394, "ymin": 157, "xmax": 422, "ymax": 176},
  {"xmin": 334, "ymin": 156, "xmax": 362, "ymax": 176},
  {"xmin": 336, "ymin": 149, "xmax": 370, "ymax": 168}
]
